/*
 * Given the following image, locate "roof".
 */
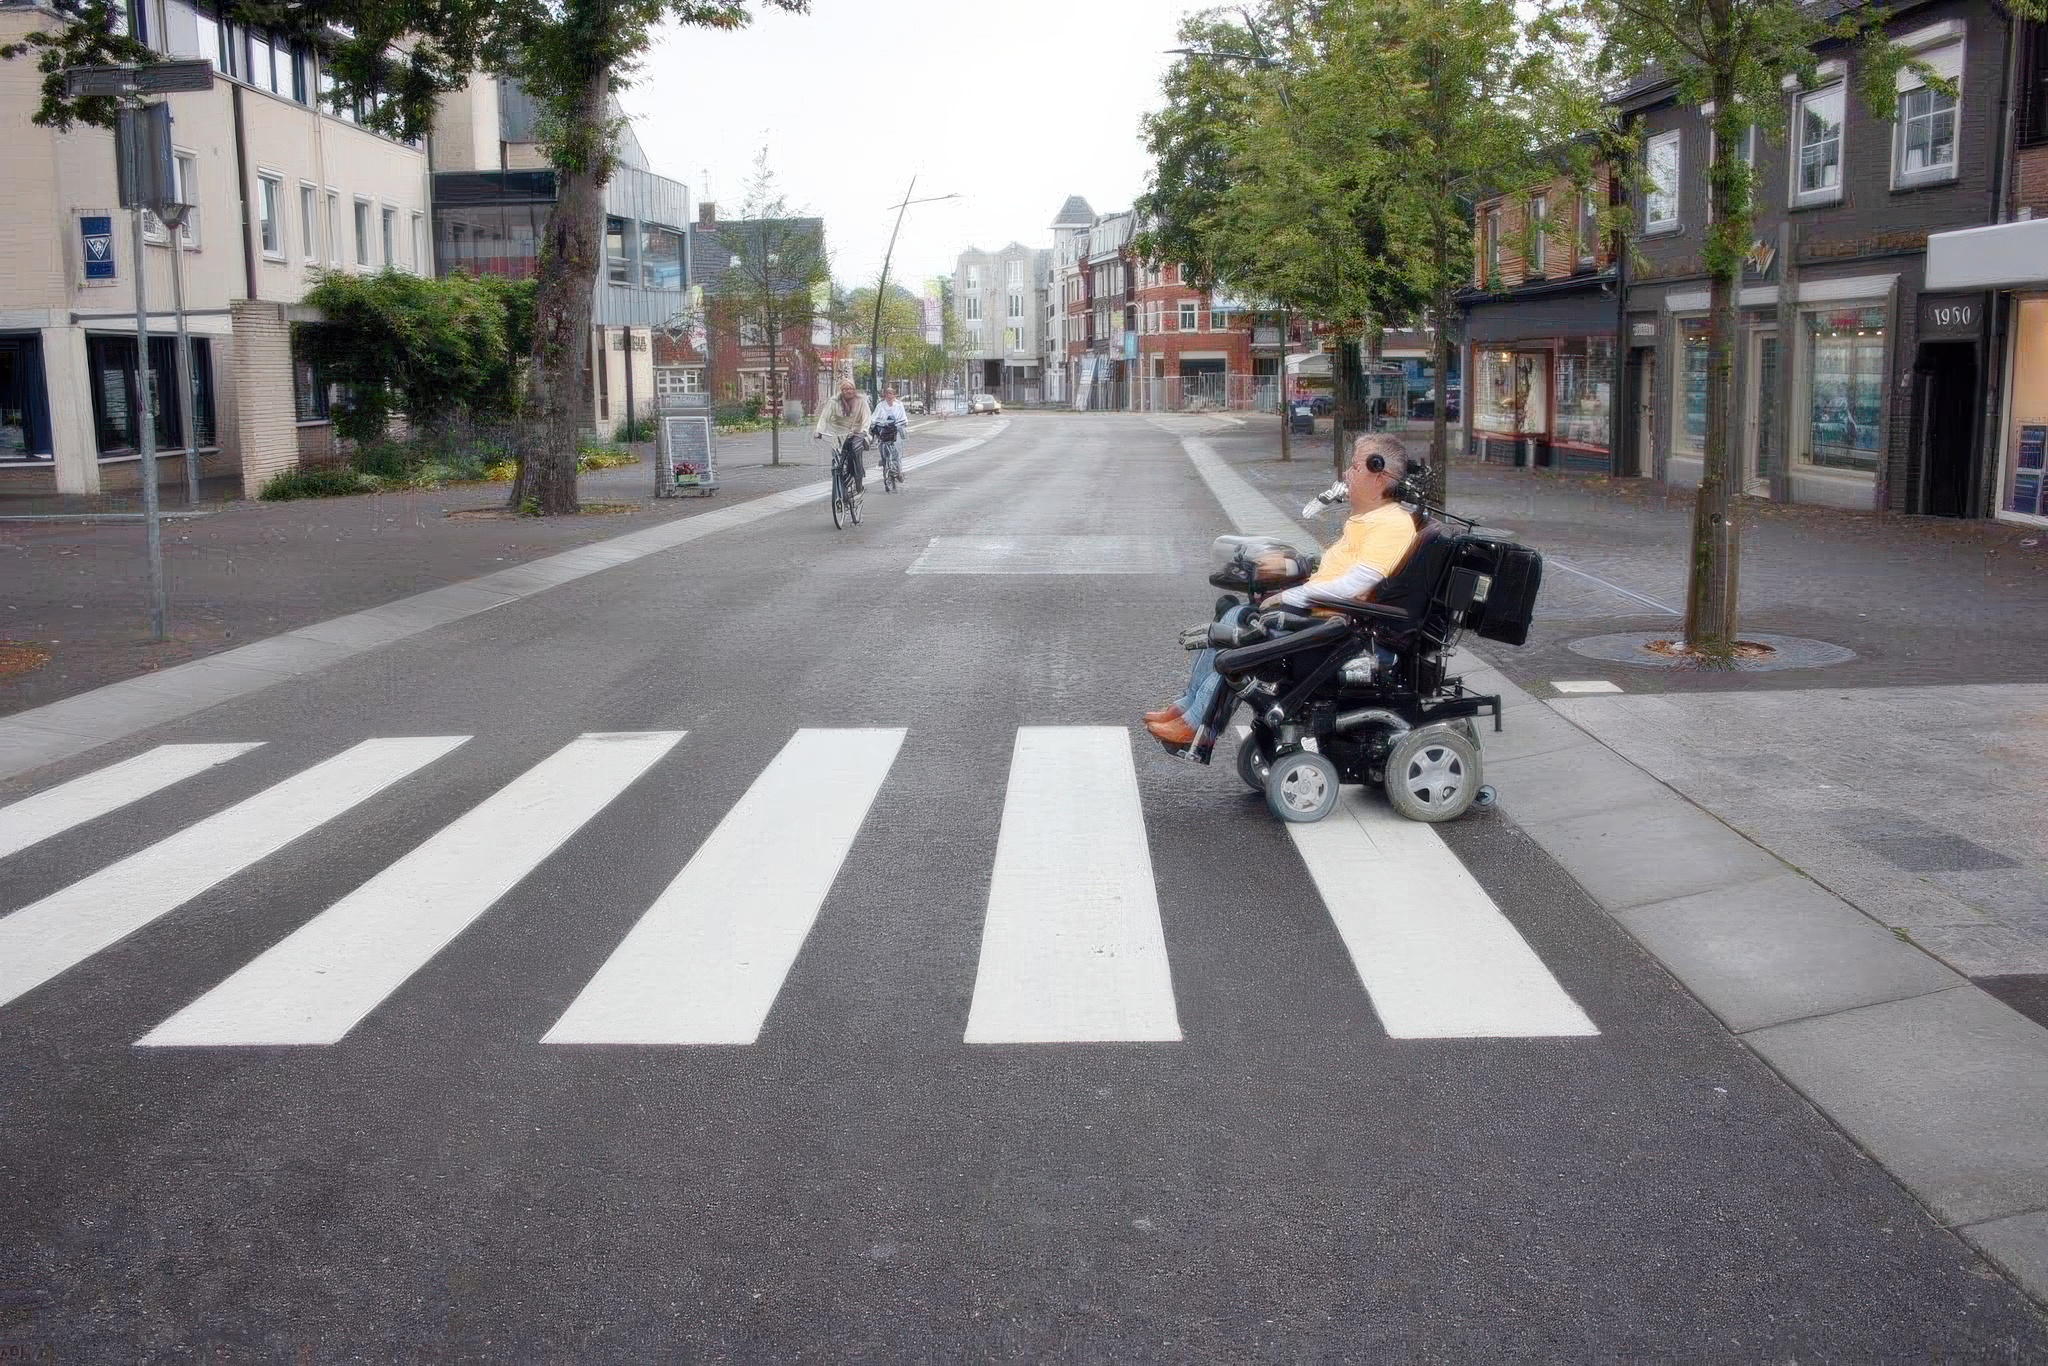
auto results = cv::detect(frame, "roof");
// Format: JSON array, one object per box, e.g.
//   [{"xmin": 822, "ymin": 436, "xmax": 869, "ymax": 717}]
[
  {"xmin": 691, "ymin": 216, "xmax": 826, "ymax": 293},
  {"xmin": 1051, "ymin": 195, "xmax": 1096, "ymax": 228}
]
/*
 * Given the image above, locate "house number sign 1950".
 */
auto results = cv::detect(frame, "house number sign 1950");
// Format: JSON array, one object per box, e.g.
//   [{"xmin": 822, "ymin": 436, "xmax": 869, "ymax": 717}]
[{"xmin": 1918, "ymin": 298, "xmax": 1981, "ymax": 335}]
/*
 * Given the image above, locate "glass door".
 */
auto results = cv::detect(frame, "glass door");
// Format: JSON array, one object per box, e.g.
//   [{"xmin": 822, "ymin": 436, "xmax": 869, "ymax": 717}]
[{"xmin": 1745, "ymin": 329, "xmax": 1779, "ymax": 494}]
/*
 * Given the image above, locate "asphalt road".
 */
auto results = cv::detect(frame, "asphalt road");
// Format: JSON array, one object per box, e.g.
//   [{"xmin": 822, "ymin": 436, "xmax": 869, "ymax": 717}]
[{"xmin": 2, "ymin": 413, "xmax": 2043, "ymax": 1359}]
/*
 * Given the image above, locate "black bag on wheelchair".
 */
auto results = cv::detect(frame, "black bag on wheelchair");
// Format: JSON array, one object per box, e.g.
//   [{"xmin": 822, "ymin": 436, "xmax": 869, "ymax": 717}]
[{"xmin": 1451, "ymin": 537, "xmax": 1543, "ymax": 647}]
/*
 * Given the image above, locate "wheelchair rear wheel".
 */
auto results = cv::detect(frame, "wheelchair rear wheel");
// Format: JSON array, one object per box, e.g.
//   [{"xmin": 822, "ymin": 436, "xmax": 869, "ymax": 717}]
[
  {"xmin": 1384, "ymin": 725, "xmax": 1482, "ymax": 823},
  {"xmin": 1265, "ymin": 749, "xmax": 1341, "ymax": 823}
]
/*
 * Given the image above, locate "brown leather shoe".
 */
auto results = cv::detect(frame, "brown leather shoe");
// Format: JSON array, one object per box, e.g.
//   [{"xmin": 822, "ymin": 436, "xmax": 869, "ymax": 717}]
[
  {"xmin": 1146, "ymin": 714, "xmax": 1196, "ymax": 746},
  {"xmin": 1142, "ymin": 704, "xmax": 1183, "ymax": 725}
]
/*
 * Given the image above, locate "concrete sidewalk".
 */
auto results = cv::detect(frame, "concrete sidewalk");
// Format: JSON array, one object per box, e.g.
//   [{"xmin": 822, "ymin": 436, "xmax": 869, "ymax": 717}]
[{"xmin": 1179, "ymin": 415, "xmax": 2048, "ymax": 1307}]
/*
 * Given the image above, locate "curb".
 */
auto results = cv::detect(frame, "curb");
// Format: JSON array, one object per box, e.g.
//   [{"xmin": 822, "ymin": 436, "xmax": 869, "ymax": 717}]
[
  {"xmin": 0, "ymin": 422, "xmax": 1010, "ymax": 786},
  {"xmin": 1176, "ymin": 431, "xmax": 2048, "ymax": 1309}
]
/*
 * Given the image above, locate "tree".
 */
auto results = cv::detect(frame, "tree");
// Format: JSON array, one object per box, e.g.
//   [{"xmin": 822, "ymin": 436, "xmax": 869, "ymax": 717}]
[
  {"xmin": 840, "ymin": 282, "xmax": 923, "ymax": 392},
  {"xmin": 703, "ymin": 152, "xmax": 831, "ymax": 467},
  {"xmin": 1577, "ymin": 0, "xmax": 2041, "ymax": 659},
  {"xmin": 297, "ymin": 270, "xmax": 535, "ymax": 440},
  {"xmin": 7, "ymin": 0, "xmax": 808, "ymax": 515}
]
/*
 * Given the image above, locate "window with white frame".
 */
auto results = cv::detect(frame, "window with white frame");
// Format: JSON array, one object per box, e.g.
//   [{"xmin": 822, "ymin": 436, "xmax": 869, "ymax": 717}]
[
  {"xmin": 1008, "ymin": 291, "xmax": 1024, "ymax": 320},
  {"xmin": 1529, "ymin": 193, "xmax": 1548, "ymax": 274},
  {"xmin": 326, "ymin": 191, "xmax": 341, "ymax": 265},
  {"xmin": 1577, "ymin": 191, "xmax": 1598, "ymax": 265},
  {"xmin": 354, "ymin": 199, "xmax": 371, "ymax": 266},
  {"xmin": 1794, "ymin": 84, "xmax": 1845, "ymax": 202},
  {"xmin": 1007, "ymin": 260, "xmax": 1021, "ymax": 285},
  {"xmin": 411, "ymin": 212, "xmax": 426, "ymax": 274},
  {"xmin": 299, "ymin": 184, "xmax": 317, "ymax": 262},
  {"xmin": 1645, "ymin": 130, "xmax": 1681, "ymax": 230},
  {"xmin": 257, "ymin": 173, "xmax": 283, "ymax": 257},
  {"xmin": 965, "ymin": 293, "xmax": 981, "ymax": 321},
  {"xmin": 1896, "ymin": 84, "xmax": 1959, "ymax": 182},
  {"xmin": 1179, "ymin": 300, "xmax": 1197, "ymax": 330},
  {"xmin": 1484, "ymin": 204, "xmax": 1502, "ymax": 278}
]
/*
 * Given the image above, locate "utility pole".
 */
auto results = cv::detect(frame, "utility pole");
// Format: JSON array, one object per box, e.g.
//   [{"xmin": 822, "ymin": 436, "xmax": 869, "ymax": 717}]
[
  {"xmin": 870, "ymin": 180, "xmax": 960, "ymax": 407},
  {"xmin": 65, "ymin": 60, "xmax": 214, "ymax": 642}
]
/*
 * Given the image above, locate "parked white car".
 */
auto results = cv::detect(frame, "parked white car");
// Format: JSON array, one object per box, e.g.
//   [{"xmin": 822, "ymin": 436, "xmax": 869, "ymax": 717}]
[{"xmin": 970, "ymin": 393, "xmax": 1003, "ymax": 415}]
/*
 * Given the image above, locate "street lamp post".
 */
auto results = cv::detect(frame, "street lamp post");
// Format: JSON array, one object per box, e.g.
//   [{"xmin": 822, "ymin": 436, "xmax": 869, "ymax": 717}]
[{"xmin": 869, "ymin": 180, "xmax": 959, "ymax": 407}]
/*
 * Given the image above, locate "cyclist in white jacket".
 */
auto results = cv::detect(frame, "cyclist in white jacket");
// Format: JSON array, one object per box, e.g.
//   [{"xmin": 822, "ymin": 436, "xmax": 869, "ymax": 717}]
[{"xmin": 871, "ymin": 387, "xmax": 910, "ymax": 484}]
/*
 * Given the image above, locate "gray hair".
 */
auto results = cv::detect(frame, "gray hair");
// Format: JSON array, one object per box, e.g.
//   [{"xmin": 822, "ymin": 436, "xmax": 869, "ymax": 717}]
[{"xmin": 1350, "ymin": 433, "xmax": 1407, "ymax": 469}]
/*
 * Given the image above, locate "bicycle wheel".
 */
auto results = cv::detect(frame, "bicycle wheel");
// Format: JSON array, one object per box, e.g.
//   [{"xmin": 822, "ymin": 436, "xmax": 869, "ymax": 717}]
[
  {"xmin": 849, "ymin": 476, "xmax": 863, "ymax": 524},
  {"xmin": 830, "ymin": 466, "xmax": 846, "ymax": 529},
  {"xmin": 882, "ymin": 449, "xmax": 897, "ymax": 493}
]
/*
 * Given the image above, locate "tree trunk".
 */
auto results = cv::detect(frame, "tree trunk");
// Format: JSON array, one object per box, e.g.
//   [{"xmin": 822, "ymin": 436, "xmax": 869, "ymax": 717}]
[
  {"xmin": 1683, "ymin": 92, "xmax": 1745, "ymax": 661},
  {"xmin": 515, "ymin": 65, "xmax": 609, "ymax": 516},
  {"xmin": 767, "ymin": 314, "xmax": 781, "ymax": 466},
  {"xmin": 1279, "ymin": 309, "xmax": 1292, "ymax": 462}
]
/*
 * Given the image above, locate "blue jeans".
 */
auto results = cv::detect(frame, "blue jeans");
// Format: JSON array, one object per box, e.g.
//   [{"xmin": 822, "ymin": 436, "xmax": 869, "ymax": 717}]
[{"xmin": 1173, "ymin": 605, "xmax": 1253, "ymax": 728}]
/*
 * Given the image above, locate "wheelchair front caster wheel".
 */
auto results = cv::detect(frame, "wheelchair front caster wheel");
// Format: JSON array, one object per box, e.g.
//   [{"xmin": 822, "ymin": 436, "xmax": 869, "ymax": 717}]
[
  {"xmin": 1384, "ymin": 725, "xmax": 1483, "ymax": 823},
  {"xmin": 1236, "ymin": 735, "xmax": 1271, "ymax": 792},
  {"xmin": 1472, "ymin": 784, "xmax": 1497, "ymax": 811},
  {"xmin": 1265, "ymin": 750, "xmax": 1341, "ymax": 823}
]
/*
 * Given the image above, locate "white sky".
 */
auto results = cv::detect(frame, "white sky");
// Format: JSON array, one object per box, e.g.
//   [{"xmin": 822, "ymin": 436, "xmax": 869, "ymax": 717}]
[{"xmin": 625, "ymin": 0, "xmax": 1214, "ymax": 291}]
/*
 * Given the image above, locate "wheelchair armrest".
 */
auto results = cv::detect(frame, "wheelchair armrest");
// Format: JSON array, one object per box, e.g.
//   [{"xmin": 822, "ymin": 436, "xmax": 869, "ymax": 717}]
[
  {"xmin": 1320, "ymin": 600, "xmax": 1410, "ymax": 625},
  {"xmin": 1259, "ymin": 610, "xmax": 1323, "ymax": 634}
]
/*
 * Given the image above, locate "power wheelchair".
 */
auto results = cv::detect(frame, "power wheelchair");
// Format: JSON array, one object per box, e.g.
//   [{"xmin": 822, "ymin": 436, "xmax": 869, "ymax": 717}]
[{"xmin": 1175, "ymin": 475, "xmax": 1543, "ymax": 825}]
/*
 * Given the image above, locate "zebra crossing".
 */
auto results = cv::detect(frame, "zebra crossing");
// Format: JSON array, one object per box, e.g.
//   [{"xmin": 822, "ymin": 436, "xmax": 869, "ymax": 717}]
[{"xmin": 0, "ymin": 729, "xmax": 1599, "ymax": 1049}]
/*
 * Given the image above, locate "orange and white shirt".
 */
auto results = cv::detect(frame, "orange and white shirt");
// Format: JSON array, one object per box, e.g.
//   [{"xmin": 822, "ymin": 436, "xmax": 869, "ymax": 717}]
[{"xmin": 1273, "ymin": 502, "xmax": 1418, "ymax": 609}]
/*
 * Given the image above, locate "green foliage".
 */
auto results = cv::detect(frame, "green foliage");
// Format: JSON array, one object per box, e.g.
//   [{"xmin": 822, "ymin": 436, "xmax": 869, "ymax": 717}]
[
  {"xmin": 612, "ymin": 415, "xmax": 656, "ymax": 443},
  {"xmin": 296, "ymin": 271, "xmax": 534, "ymax": 442},
  {"xmin": 576, "ymin": 436, "xmax": 638, "ymax": 469},
  {"xmin": 704, "ymin": 150, "xmax": 831, "ymax": 365},
  {"xmin": 259, "ymin": 465, "xmax": 380, "ymax": 500}
]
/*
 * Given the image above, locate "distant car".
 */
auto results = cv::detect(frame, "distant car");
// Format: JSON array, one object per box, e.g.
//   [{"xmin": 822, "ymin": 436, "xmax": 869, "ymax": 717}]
[
  {"xmin": 905, "ymin": 396, "xmax": 927, "ymax": 414},
  {"xmin": 1408, "ymin": 392, "xmax": 1461, "ymax": 421},
  {"xmin": 1309, "ymin": 394, "xmax": 1334, "ymax": 417},
  {"xmin": 970, "ymin": 393, "xmax": 1003, "ymax": 415}
]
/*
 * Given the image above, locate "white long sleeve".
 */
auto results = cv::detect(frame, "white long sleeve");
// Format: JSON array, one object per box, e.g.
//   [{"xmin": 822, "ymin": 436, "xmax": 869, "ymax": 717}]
[{"xmin": 1273, "ymin": 563, "xmax": 1388, "ymax": 609}]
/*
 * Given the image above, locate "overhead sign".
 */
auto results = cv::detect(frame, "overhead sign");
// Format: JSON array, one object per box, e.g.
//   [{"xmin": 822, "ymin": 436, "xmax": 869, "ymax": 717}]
[{"xmin": 80, "ymin": 215, "xmax": 115, "ymax": 280}]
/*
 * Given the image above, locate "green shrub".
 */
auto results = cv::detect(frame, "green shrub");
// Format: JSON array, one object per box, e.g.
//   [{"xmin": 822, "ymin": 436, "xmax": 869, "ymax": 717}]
[
  {"xmin": 613, "ymin": 415, "xmax": 656, "ymax": 443},
  {"xmin": 260, "ymin": 465, "xmax": 378, "ymax": 500}
]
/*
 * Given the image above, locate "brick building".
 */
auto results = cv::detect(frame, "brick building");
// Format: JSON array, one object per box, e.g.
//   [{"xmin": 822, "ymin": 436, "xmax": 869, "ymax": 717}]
[
  {"xmin": 1458, "ymin": 163, "xmax": 1620, "ymax": 472},
  {"xmin": 1923, "ymin": 18, "xmax": 2048, "ymax": 525},
  {"xmin": 673, "ymin": 202, "xmax": 834, "ymax": 419},
  {"xmin": 1130, "ymin": 258, "xmax": 1265, "ymax": 412},
  {"xmin": 1617, "ymin": 0, "xmax": 2028, "ymax": 515}
]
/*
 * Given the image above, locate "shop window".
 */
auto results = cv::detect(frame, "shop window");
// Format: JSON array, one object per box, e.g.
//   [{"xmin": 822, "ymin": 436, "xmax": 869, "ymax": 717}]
[
  {"xmin": 1644, "ymin": 131, "xmax": 1681, "ymax": 231},
  {"xmin": 1474, "ymin": 349, "xmax": 1548, "ymax": 435},
  {"xmin": 1802, "ymin": 305, "xmax": 1886, "ymax": 472},
  {"xmin": 1555, "ymin": 339, "xmax": 1615, "ymax": 450},
  {"xmin": 1794, "ymin": 85, "xmax": 1845, "ymax": 204},
  {"xmin": 1673, "ymin": 316, "xmax": 1710, "ymax": 457},
  {"xmin": 0, "ymin": 335, "xmax": 54, "ymax": 461},
  {"xmin": 2000, "ymin": 297, "xmax": 2048, "ymax": 519},
  {"xmin": 85, "ymin": 334, "xmax": 216, "ymax": 456}
]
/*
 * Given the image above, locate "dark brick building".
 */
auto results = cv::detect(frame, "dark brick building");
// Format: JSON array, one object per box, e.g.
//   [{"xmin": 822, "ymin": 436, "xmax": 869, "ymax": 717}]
[{"xmin": 1616, "ymin": 0, "xmax": 2023, "ymax": 515}]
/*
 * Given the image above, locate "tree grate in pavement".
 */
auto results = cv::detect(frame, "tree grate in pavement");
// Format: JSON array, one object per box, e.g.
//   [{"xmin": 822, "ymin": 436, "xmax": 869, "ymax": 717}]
[{"xmin": 1567, "ymin": 630, "xmax": 1856, "ymax": 672}]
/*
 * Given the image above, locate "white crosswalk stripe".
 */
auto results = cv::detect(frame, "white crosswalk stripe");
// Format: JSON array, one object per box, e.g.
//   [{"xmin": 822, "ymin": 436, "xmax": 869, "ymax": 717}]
[
  {"xmin": 0, "ymin": 743, "xmax": 262, "ymax": 862},
  {"xmin": 0, "ymin": 737, "xmax": 467, "ymax": 1013},
  {"xmin": 140, "ymin": 732, "xmax": 683, "ymax": 1048},
  {"xmin": 963, "ymin": 727, "xmax": 1182, "ymax": 1044},
  {"xmin": 1288, "ymin": 790, "xmax": 1599, "ymax": 1038},
  {"xmin": 0, "ymin": 725, "xmax": 1597, "ymax": 1048},
  {"xmin": 544, "ymin": 727, "xmax": 905, "ymax": 1046}
]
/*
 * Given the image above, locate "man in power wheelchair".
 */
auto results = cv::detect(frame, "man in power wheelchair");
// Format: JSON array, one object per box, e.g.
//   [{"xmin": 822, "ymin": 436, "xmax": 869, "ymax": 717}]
[{"xmin": 1143, "ymin": 435, "xmax": 1544, "ymax": 826}]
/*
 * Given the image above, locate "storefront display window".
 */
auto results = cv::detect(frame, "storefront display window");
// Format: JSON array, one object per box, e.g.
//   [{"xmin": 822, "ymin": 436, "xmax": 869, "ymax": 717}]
[
  {"xmin": 1674, "ymin": 317, "xmax": 1709, "ymax": 455},
  {"xmin": 86, "ymin": 334, "xmax": 216, "ymax": 457},
  {"xmin": 2001, "ymin": 296, "xmax": 2048, "ymax": 521},
  {"xmin": 1555, "ymin": 338, "xmax": 1614, "ymax": 449},
  {"xmin": 1474, "ymin": 348, "xmax": 1546, "ymax": 434},
  {"xmin": 1803, "ymin": 305, "xmax": 1885, "ymax": 472}
]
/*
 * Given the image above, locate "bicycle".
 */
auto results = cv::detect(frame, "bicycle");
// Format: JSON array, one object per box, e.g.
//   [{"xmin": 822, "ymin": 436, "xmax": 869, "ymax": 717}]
[
  {"xmin": 871, "ymin": 419, "xmax": 904, "ymax": 493},
  {"xmin": 829, "ymin": 432, "xmax": 866, "ymax": 529}
]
